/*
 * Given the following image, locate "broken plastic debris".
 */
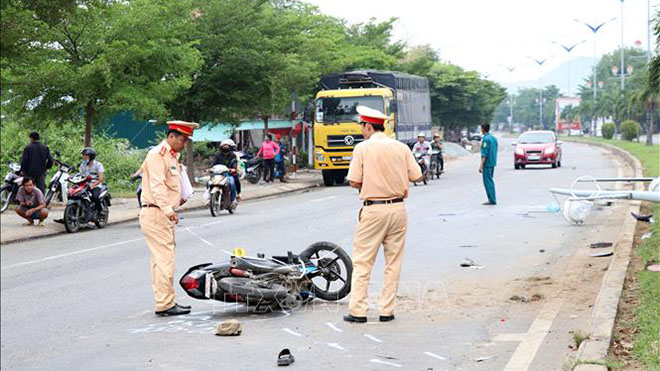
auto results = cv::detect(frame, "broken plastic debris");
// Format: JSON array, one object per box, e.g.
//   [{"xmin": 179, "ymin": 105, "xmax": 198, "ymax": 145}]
[
  {"xmin": 546, "ymin": 203, "xmax": 561, "ymax": 213},
  {"xmin": 641, "ymin": 232, "xmax": 653, "ymax": 240},
  {"xmin": 460, "ymin": 258, "xmax": 484, "ymax": 269},
  {"xmin": 631, "ymin": 212, "xmax": 653, "ymax": 222},
  {"xmin": 474, "ymin": 356, "xmax": 491, "ymax": 362},
  {"xmin": 647, "ymin": 264, "xmax": 660, "ymax": 272},
  {"xmin": 590, "ymin": 242, "xmax": 613, "ymax": 249},
  {"xmin": 589, "ymin": 251, "xmax": 614, "ymax": 257}
]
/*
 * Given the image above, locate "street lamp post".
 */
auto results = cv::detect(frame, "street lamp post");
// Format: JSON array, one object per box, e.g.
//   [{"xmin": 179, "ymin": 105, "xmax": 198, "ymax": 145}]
[
  {"xmin": 502, "ymin": 65, "xmax": 516, "ymax": 133},
  {"xmin": 529, "ymin": 57, "xmax": 549, "ymax": 129},
  {"xmin": 575, "ymin": 17, "xmax": 616, "ymax": 136},
  {"xmin": 620, "ymin": 0, "xmax": 625, "ymax": 91},
  {"xmin": 551, "ymin": 40, "xmax": 585, "ymax": 96}
]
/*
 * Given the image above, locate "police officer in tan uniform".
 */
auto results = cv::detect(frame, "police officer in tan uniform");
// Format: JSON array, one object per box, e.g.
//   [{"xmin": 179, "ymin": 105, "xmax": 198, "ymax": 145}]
[
  {"xmin": 344, "ymin": 106, "xmax": 423, "ymax": 323},
  {"xmin": 140, "ymin": 121, "xmax": 198, "ymax": 316}
]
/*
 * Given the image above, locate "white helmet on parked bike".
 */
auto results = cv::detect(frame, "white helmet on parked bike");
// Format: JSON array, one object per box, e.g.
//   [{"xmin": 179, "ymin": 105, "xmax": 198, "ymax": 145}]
[{"xmin": 220, "ymin": 139, "xmax": 236, "ymax": 148}]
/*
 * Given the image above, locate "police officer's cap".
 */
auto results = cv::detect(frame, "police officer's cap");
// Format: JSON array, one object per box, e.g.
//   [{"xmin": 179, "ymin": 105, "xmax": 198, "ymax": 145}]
[
  {"xmin": 167, "ymin": 120, "xmax": 199, "ymax": 138},
  {"xmin": 356, "ymin": 106, "xmax": 388, "ymax": 125}
]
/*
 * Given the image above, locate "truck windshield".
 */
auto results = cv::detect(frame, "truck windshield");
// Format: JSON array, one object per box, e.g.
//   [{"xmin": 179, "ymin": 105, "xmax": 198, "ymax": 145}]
[{"xmin": 316, "ymin": 96, "xmax": 384, "ymax": 124}]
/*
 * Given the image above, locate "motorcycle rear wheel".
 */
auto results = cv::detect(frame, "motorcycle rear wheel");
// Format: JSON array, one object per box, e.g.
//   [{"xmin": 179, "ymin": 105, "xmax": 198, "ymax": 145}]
[
  {"xmin": 64, "ymin": 203, "xmax": 81, "ymax": 233},
  {"xmin": 94, "ymin": 200, "xmax": 109, "ymax": 228},
  {"xmin": 299, "ymin": 241, "xmax": 352, "ymax": 301},
  {"xmin": 0, "ymin": 184, "xmax": 13, "ymax": 213},
  {"xmin": 246, "ymin": 169, "xmax": 261, "ymax": 184}
]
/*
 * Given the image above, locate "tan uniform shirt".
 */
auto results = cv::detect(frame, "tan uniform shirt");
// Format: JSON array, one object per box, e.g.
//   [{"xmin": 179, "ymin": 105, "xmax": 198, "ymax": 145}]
[
  {"xmin": 140, "ymin": 141, "xmax": 182, "ymax": 215},
  {"xmin": 347, "ymin": 132, "xmax": 422, "ymax": 200}
]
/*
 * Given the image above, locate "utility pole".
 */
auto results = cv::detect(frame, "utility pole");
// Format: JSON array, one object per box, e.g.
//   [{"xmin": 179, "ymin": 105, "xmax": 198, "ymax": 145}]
[
  {"xmin": 529, "ymin": 57, "xmax": 549, "ymax": 129},
  {"xmin": 502, "ymin": 65, "xmax": 517, "ymax": 133},
  {"xmin": 551, "ymin": 40, "xmax": 585, "ymax": 96}
]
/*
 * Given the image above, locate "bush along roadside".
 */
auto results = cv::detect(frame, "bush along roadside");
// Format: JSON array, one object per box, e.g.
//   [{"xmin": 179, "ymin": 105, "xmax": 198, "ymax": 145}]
[{"xmin": 1, "ymin": 120, "xmax": 144, "ymax": 194}]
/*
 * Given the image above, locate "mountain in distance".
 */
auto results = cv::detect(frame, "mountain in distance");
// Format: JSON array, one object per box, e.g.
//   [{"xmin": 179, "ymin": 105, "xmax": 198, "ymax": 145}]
[{"xmin": 504, "ymin": 56, "xmax": 594, "ymax": 96}]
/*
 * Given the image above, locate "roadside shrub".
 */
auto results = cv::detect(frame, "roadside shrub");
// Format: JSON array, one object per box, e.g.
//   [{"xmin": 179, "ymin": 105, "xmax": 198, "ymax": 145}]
[
  {"xmin": 601, "ymin": 122, "xmax": 615, "ymax": 139},
  {"xmin": 0, "ymin": 120, "xmax": 142, "ymax": 192},
  {"xmin": 620, "ymin": 120, "xmax": 640, "ymax": 141}
]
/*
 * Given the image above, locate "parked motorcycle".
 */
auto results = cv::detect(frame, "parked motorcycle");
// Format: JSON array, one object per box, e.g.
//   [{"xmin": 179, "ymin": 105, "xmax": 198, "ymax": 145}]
[
  {"xmin": 45, "ymin": 154, "xmax": 73, "ymax": 206},
  {"xmin": 429, "ymin": 150, "xmax": 443, "ymax": 180},
  {"xmin": 63, "ymin": 173, "xmax": 112, "ymax": 233},
  {"xmin": 206, "ymin": 164, "xmax": 237, "ymax": 217},
  {"xmin": 245, "ymin": 157, "xmax": 263, "ymax": 185},
  {"xmin": 0, "ymin": 163, "xmax": 23, "ymax": 213},
  {"xmin": 180, "ymin": 241, "xmax": 352, "ymax": 312},
  {"xmin": 414, "ymin": 153, "xmax": 428, "ymax": 186}
]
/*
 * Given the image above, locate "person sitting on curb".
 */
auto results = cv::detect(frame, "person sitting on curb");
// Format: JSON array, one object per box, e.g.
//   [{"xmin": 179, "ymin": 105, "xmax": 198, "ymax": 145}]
[{"xmin": 14, "ymin": 177, "xmax": 49, "ymax": 226}]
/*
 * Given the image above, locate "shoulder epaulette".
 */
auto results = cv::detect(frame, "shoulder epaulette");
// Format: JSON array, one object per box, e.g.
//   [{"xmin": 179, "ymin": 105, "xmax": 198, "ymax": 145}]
[{"xmin": 159, "ymin": 146, "xmax": 167, "ymax": 156}]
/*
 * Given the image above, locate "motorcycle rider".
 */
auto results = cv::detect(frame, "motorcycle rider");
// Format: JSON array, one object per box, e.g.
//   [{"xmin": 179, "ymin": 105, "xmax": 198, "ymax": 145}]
[
  {"xmin": 211, "ymin": 139, "xmax": 240, "ymax": 204},
  {"xmin": 430, "ymin": 133, "xmax": 444, "ymax": 174},
  {"xmin": 412, "ymin": 132, "xmax": 431, "ymax": 175},
  {"xmin": 79, "ymin": 148, "xmax": 105, "ymax": 210}
]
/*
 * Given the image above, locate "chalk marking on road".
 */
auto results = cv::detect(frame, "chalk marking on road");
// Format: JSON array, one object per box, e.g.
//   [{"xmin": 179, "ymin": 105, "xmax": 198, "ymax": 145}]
[
  {"xmin": 311, "ymin": 196, "xmax": 337, "ymax": 203},
  {"xmin": 327, "ymin": 342, "xmax": 345, "ymax": 351},
  {"xmin": 1, "ymin": 237, "xmax": 143, "ymax": 270},
  {"xmin": 283, "ymin": 328, "xmax": 303, "ymax": 337},
  {"xmin": 326, "ymin": 322, "xmax": 343, "ymax": 332},
  {"xmin": 423, "ymin": 352, "xmax": 447, "ymax": 360},
  {"xmin": 364, "ymin": 333, "xmax": 384, "ymax": 343},
  {"xmin": 197, "ymin": 220, "xmax": 225, "ymax": 228},
  {"xmin": 493, "ymin": 333, "xmax": 526, "ymax": 342},
  {"xmin": 370, "ymin": 359, "xmax": 402, "ymax": 368}
]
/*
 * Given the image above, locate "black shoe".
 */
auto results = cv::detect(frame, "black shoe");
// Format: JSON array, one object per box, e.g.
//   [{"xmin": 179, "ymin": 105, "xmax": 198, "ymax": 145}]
[
  {"xmin": 482, "ymin": 201, "xmax": 496, "ymax": 205},
  {"xmin": 155, "ymin": 304, "xmax": 191, "ymax": 317},
  {"xmin": 343, "ymin": 314, "xmax": 367, "ymax": 323},
  {"xmin": 379, "ymin": 315, "xmax": 395, "ymax": 322},
  {"xmin": 177, "ymin": 303, "xmax": 191, "ymax": 310}
]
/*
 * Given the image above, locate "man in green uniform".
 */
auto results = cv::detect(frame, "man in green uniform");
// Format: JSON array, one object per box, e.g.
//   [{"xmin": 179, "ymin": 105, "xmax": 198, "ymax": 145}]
[{"xmin": 478, "ymin": 123, "xmax": 498, "ymax": 205}]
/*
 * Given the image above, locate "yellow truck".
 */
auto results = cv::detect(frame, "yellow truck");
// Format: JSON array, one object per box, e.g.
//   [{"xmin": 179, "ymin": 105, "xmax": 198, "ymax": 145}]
[{"xmin": 313, "ymin": 70, "xmax": 432, "ymax": 186}]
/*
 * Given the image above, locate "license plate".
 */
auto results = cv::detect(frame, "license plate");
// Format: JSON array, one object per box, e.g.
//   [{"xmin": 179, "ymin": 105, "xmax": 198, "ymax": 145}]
[
  {"xmin": 528, "ymin": 156, "xmax": 540, "ymax": 161},
  {"xmin": 342, "ymin": 156, "xmax": 352, "ymax": 161}
]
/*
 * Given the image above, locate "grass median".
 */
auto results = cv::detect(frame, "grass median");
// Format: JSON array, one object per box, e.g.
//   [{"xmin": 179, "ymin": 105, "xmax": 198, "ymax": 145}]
[{"xmin": 565, "ymin": 136, "xmax": 659, "ymax": 369}]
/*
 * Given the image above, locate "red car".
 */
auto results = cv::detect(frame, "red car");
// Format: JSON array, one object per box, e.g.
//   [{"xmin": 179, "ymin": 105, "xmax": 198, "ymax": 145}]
[{"xmin": 513, "ymin": 130, "xmax": 563, "ymax": 169}]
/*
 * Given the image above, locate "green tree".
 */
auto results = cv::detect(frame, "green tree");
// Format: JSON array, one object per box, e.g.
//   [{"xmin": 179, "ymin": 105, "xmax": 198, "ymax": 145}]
[{"xmin": 2, "ymin": 0, "xmax": 202, "ymax": 146}]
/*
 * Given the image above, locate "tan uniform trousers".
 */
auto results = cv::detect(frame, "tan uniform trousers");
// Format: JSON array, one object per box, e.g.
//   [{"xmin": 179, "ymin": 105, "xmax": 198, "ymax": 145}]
[
  {"xmin": 139, "ymin": 207, "xmax": 176, "ymax": 312},
  {"xmin": 349, "ymin": 203, "xmax": 408, "ymax": 317}
]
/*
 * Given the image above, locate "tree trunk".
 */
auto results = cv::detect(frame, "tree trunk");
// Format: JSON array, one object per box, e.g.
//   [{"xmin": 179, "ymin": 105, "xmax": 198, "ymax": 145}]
[
  {"xmin": 84, "ymin": 102, "xmax": 95, "ymax": 147},
  {"xmin": 646, "ymin": 104, "xmax": 654, "ymax": 146},
  {"xmin": 185, "ymin": 140, "xmax": 194, "ymax": 184},
  {"xmin": 262, "ymin": 115, "xmax": 269, "ymax": 140}
]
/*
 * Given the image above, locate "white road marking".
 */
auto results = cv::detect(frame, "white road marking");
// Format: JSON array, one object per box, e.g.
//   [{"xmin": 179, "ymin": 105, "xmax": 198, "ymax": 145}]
[
  {"xmin": 423, "ymin": 352, "xmax": 447, "ymax": 360},
  {"xmin": 364, "ymin": 333, "xmax": 383, "ymax": 343},
  {"xmin": 1, "ymin": 237, "xmax": 143, "ymax": 271},
  {"xmin": 493, "ymin": 333, "xmax": 526, "ymax": 342},
  {"xmin": 311, "ymin": 196, "xmax": 337, "ymax": 203},
  {"xmin": 282, "ymin": 328, "xmax": 303, "ymax": 337},
  {"xmin": 326, "ymin": 322, "xmax": 343, "ymax": 333},
  {"xmin": 370, "ymin": 359, "xmax": 402, "ymax": 367},
  {"xmin": 327, "ymin": 342, "xmax": 345, "ymax": 351}
]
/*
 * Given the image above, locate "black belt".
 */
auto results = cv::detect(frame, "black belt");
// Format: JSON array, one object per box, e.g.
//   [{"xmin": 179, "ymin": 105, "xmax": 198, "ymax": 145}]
[
  {"xmin": 363, "ymin": 198, "xmax": 404, "ymax": 206},
  {"xmin": 142, "ymin": 204, "xmax": 160, "ymax": 208}
]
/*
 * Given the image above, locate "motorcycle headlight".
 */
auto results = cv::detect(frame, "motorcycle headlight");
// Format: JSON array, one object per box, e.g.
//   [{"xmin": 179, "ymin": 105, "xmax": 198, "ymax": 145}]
[
  {"xmin": 515, "ymin": 148, "xmax": 524, "ymax": 155},
  {"xmin": 315, "ymin": 151, "xmax": 326, "ymax": 162}
]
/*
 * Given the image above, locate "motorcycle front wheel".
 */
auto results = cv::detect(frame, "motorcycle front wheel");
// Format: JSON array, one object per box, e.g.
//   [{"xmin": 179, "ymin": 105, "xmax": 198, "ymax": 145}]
[
  {"xmin": 0, "ymin": 184, "xmax": 14, "ymax": 213},
  {"xmin": 209, "ymin": 191, "xmax": 221, "ymax": 217},
  {"xmin": 64, "ymin": 203, "xmax": 81, "ymax": 233},
  {"xmin": 300, "ymin": 241, "xmax": 353, "ymax": 301}
]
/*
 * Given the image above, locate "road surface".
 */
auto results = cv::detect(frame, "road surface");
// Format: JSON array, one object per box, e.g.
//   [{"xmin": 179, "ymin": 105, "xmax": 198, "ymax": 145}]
[{"xmin": 1, "ymin": 136, "xmax": 632, "ymax": 370}]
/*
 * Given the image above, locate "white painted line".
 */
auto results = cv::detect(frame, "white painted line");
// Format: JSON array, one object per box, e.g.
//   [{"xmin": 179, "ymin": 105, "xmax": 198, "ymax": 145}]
[
  {"xmin": 311, "ymin": 196, "xmax": 337, "ymax": 203},
  {"xmin": 326, "ymin": 322, "xmax": 343, "ymax": 333},
  {"xmin": 364, "ymin": 333, "xmax": 384, "ymax": 343},
  {"xmin": 493, "ymin": 333, "xmax": 526, "ymax": 342},
  {"xmin": 198, "ymin": 220, "xmax": 225, "ymax": 228},
  {"xmin": 327, "ymin": 342, "xmax": 345, "ymax": 351},
  {"xmin": 283, "ymin": 328, "xmax": 303, "ymax": 337},
  {"xmin": 1, "ymin": 237, "xmax": 143, "ymax": 270},
  {"xmin": 423, "ymin": 352, "xmax": 447, "ymax": 360},
  {"xmin": 370, "ymin": 359, "xmax": 402, "ymax": 368}
]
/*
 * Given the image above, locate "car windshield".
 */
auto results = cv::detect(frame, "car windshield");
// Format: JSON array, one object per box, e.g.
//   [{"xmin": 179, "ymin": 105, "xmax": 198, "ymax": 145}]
[
  {"xmin": 315, "ymin": 96, "xmax": 384, "ymax": 124},
  {"xmin": 519, "ymin": 132, "xmax": 554, "ymax": 144}
]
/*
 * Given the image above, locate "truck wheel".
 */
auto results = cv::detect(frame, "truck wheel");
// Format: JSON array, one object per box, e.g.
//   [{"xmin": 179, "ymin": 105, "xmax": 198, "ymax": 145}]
[{"xmin": 322, "ymin": 171, "xmax": 334, "ymax": 186}]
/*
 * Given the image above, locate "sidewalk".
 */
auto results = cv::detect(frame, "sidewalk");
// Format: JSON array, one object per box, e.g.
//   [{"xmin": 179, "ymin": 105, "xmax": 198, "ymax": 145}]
[{"xmin": 0, "ymin": 171, "xmax": 322, "ymax": 245}]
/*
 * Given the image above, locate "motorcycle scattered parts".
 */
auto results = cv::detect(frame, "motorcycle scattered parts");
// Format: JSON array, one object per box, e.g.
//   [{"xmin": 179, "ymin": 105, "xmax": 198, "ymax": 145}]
[
  {"xmin": 589, "ymin": 251, "xmax": 614, "ymax": 258},
  {"xmin": 277, "ymin": 349, "xmax": 295, "ymax": 367},
  {"xmin": 589, "ymin": 242, "xmax": 613, "ymax": 249},
  {"xmin": 631, "ymin": 212, "xmax": 653, "ymax": 223},
  {"xmin": 215, "ymin": 319, "xmax": 242, "ymax": 336},
  {"xmin": 459, "ymin": 258, "xmax": 484, "ymax": 269}
]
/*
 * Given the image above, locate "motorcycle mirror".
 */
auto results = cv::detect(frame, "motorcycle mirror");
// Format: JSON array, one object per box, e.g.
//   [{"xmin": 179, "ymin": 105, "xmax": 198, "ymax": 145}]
[{"xmin": 55, "ymin": 150, "xmax": 61, "ymax": 157}]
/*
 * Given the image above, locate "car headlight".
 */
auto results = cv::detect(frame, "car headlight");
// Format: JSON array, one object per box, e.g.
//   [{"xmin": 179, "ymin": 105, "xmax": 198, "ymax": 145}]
[
  {"xmin": 544, "ymin": 147, "xmax": 555, "ymax": 154},
  {"xmin": 315, "ymin": 151, "xmax": 326, "ymax": 162},
  {"xmin": 515, "ymin": 148, "xmax": 524, "ymax": 155}
]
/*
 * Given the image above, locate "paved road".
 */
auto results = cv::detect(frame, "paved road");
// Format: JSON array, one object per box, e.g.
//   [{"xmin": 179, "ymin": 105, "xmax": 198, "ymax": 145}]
[{"xmin": 1, "ymin": 137, "xmax": 631, "ymax": 370}]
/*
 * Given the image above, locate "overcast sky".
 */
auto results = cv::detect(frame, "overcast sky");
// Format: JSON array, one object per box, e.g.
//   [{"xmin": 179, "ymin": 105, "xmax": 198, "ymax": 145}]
[{"xmin": 307, "ymin": 0, "xmax": 658, "ymax": 86}]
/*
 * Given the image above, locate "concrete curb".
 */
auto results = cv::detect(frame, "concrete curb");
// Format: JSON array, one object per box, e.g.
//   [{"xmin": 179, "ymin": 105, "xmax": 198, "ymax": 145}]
[
  {"xmin": 568, "ymin": 141, "xmax": 644, "ymax": 371},
  {"xmin": 0, "ymin": 181, "xmax": 321, "ymax": 246}
]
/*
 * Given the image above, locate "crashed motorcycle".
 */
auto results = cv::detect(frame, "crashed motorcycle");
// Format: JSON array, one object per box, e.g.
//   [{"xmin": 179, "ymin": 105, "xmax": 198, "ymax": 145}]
[
  {"xmin": 414, "ymin": 153, "xmax": 428, "ymax": 186},
  {"xmin": 180, "ymin": 241, "xmax": 352, "ymax": 311},
  {"xmin": 62, "ymin": 173, "xmax": 112, "ymax": 233},
  {"xmin": 0, "ymin": 162, "xmax": 23, "ymax": 213},
  {"xmin": 45, "ymin": 154, "xmax": 73, "ymax": 206}
]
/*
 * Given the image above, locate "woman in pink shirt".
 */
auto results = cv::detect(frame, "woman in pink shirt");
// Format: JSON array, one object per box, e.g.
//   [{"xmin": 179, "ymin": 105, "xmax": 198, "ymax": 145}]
[{"xmin": 256, "ymin": 134, "xmax": 281, "ymax": 183}]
